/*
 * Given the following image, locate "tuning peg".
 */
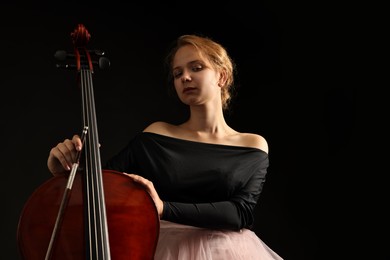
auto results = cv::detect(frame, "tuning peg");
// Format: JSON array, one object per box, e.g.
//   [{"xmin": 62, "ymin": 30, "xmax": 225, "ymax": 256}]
[
  {"xmin": 54, "ymin": 50, "xmax": 68, "ymax": 61},
  {"xmin": 98, "ymin": 57, "xmax": 110, "ymax": 70}
]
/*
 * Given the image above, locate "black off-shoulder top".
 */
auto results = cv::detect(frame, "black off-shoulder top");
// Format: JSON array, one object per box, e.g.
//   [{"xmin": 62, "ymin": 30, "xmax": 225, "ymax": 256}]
[{"xmin": 104, "ymin": 132, "xmax": 269, "ymax": 231}]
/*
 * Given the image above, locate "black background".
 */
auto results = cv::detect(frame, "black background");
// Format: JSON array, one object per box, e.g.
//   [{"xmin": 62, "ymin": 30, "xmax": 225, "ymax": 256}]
[{"xmin": 2, "ymin": 1, "xmax": 383, "ymax": 260}]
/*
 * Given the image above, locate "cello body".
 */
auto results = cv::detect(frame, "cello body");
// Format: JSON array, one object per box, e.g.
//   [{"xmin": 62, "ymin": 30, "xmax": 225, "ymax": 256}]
[{"xmin": 17, "ymin": 170, "xmax": 159, "ymax": 259}]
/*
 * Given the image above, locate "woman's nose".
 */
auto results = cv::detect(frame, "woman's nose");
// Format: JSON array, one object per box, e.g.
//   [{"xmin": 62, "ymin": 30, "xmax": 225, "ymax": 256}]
[{"xmin": 181, "ymin": 71, "xmax": 191, "ymax": 82}]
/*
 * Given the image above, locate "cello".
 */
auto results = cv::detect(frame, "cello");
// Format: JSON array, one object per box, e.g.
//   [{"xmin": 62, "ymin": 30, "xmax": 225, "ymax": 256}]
[{"xmin": 17, "ymin": 24, "xmax": 159, "ymax": 259}]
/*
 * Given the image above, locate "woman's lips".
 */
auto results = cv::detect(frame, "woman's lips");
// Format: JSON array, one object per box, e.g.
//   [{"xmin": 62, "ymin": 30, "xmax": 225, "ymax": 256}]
[{"xmin": 183, "ymin": 87, "xmax": 196, "ymax": 93}]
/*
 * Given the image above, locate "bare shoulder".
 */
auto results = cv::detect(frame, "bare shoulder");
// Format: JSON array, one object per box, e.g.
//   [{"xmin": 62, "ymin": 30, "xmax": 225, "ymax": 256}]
[
  {"xmin": 239, "ymin": 133, "xmax": 269, "ymax": 154},
  {"xmin": 143, "ymin": 121, "xmax": 176, "ymax": 135}
]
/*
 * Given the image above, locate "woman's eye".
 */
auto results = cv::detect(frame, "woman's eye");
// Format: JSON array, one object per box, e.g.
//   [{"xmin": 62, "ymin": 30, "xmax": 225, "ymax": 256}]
[
  {"xmin": 173, "ymin": 71, "xmax": 182, "ymax": 78},
  {"xmin": 192, "ymin": 66, "xmax": 203, "ymax": 72}
]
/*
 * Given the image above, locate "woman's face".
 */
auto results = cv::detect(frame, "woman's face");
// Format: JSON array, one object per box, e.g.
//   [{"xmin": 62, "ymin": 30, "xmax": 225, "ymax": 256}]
[{"xmin": 172, "ymin": 45, "xmax": 221, "ymax": 107}]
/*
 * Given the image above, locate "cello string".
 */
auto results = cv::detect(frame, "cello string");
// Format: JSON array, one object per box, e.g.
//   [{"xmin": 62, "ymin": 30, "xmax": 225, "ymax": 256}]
[
  {"xmin": 85, "ymin": 68, "xmax": 100, "ymax": 258},
  {"xmin": 89, "ymin": 67, "xmax": 111, "ymax": 259},
  {"xmin": 82, "ymin": 66, "xmax": 111, "ymax": 259},
  {"xmin": 80, "ymin": 68, "xmax": 94, "ymax": 258},
  {"xmin": 83, "ymin": 68, "xmax": 98, "ymax": 258}
]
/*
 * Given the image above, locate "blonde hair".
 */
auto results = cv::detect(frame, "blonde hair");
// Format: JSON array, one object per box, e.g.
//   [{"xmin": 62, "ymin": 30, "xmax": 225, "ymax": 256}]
[{"xmin": 165, "ymin": 34, "xmax": 236, "ymax": 111}]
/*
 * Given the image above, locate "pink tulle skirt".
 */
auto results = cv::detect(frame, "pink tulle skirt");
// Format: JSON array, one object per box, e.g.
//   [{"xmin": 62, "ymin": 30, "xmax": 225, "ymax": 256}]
[{"xmin": 155, "ymin": 220, "xmax": 283, "ymax": 260}]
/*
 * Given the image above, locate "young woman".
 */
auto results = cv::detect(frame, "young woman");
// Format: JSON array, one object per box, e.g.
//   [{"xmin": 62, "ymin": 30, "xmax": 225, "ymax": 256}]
[{"xmin": 48, "ymin": 34, "xmax": 283, "ymax": 259}]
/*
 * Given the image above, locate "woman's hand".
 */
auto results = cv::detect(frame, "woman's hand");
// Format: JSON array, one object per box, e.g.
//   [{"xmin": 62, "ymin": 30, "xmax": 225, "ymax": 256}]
[
  {"xmin": 47, "ymin": 134, "xmax": 82, "ymax": 176},
  {"xmin": 123, "ymin": 173, "xmax": 164, "ymax": 218}
]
